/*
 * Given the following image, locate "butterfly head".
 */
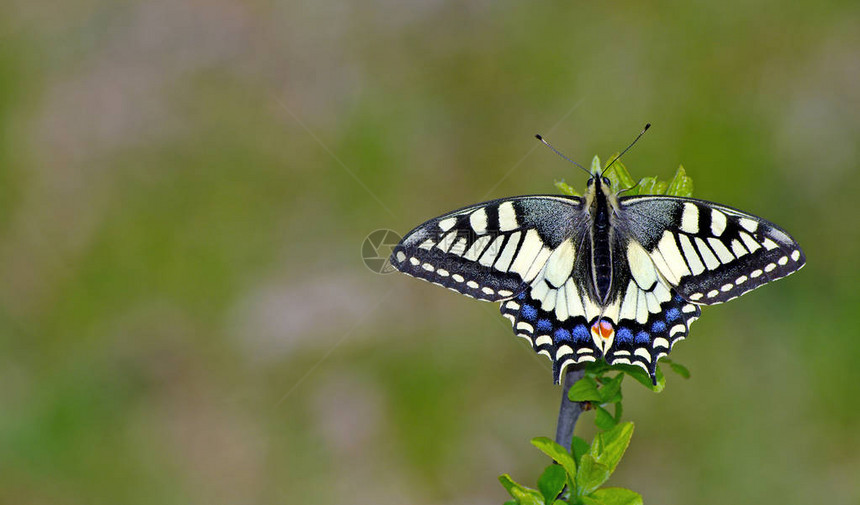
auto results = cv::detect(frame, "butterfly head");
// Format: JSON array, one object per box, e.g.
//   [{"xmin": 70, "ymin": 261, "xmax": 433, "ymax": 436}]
[
  {"xmin": 584, "ymin": 172, "xmax": 619, "ymax": 210},
  {"xmin": 536, "ymin": 123, "xmax": 650, "ymax": 197}
]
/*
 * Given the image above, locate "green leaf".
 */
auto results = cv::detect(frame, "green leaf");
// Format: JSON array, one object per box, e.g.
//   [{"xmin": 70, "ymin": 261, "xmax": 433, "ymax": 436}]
[
  {"xmin": 571, "ymin": 436, "xmax": 590, "ymax": 466},
  {"xmin": 589, "ymin": 422, "xmax": 634, "ymax": 475},
  {"xmin": 499, "ymin": 474, "xmax": 546, "ymax": 505},
  {"xmin": 590, "ymin": 155, "xmax": 602, "ymax": 175},
  {"xmin": 607, "ymin": 364, "xmax": 665, "ymax": 392},
  {"xmin": 635, "ymin": 176, "xmax": 658, "ymax": 195},
  {"xmin": 613, "ymin": 401, "xmax": 624, "ymax": 423},
  {"xmin": 594, "ymin": 405, "xmax": 617, "ymax": 430},
  {"xmin": 555, "ymin": 179, "xmax": 580, "ymax": 197},
  {"xmin": 531, "ymin": 437, "xmax": 578, "ymax": 479},
  {"xmin": 538, "ymin": 465, "xmax": 567, "ymax": 504},
  {"xmin": 581, "ymin": 487, "xmax": 643, "ymax": 505},
  {"xmin": 602, "ymin": 158, "xmax": 635, "ymax": 193},
  {"xmin": 505, "ymin": 501, "xmax": 518, "ymax": 505},
  {"xmin": 575, "ymin": 454, "xmax": 611, "ymax": 496},
  {"xmin": 652, "ymin": 180, "xmax": 668, "ymax": 195},
  {"xmin": 584, "ymin": 360, "xmax": 610, "ymax": 377},
  {"xmin": 666, "ymin": 165, "xmax": 694, "ymax": 197},
  {"xmin": 568, "ymin": 376, "xmax": 602, "ymax": 402},
  {"xmin": 663, "ymin": 358, "xmax": 691, "ymax": 379},
  {"xmin": 598, "ymin": 374, "xmax": 624, "ymax": 404},
  {"xmin": 552, "ymin": 501, "xmax": 567, "ymax": 505}
]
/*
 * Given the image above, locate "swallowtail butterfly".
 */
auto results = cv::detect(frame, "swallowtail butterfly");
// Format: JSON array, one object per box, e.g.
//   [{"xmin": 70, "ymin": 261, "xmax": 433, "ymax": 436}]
[{"xmin": 390, "ymin": 130, "xmax": 805, "ymax": 384}]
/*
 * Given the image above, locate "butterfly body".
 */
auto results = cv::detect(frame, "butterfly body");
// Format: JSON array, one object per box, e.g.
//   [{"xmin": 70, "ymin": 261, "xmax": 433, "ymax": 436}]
[{"xmin": 391, "ymin": 170, "xmax": 805, "ymax": 384}]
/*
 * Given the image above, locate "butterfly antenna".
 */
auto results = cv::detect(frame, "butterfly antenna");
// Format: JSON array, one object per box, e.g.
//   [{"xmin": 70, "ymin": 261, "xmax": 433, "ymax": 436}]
[
  {"xmin": 601, "ymin": 123, "xmax": 651, "ymax": 176},
  {"xmin": 535, "ymin": 134, "xmax": 591, "ymax": 176}
]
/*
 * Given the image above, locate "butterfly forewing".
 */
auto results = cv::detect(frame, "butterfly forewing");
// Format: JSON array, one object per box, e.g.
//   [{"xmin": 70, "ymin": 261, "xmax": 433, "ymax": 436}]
[
  {"xmin": 390, "ymin": 196, "xmax": 585, "ymax": 301},
  {"xmin": 619, "ymin": 196, "xmax": 806, "ymax": 304}
]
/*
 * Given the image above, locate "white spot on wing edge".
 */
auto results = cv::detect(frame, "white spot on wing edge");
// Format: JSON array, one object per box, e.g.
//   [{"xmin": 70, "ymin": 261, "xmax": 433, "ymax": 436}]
[
  {"xmin": 680, "ymin": 203, "xmax": 699, "ymax": 234},
  {"xmin": 762, "ymin": 238, "xmax": 779, "ymax": 250},
  {"xmin": 395, "ymin": 251, "xmax": 406, "ymax": 263},
  {"xmin": 516, "ymin": 322, "xmax": 534, "ymax": 333},
  {"xmin": 535, "ymin": 335, "xmax": 552, "ymax": 347},
  {"xmin": 710, "ymin": 209, "xmax": 727, "ymax": 236},
  {"xmin": 469, "ymin": 208, "xmax": 488, "ymax": 234},
  {"xmin": 739, "ymin": 218, "xmax": 758, "ymax": 233},
  {"xmin": 438, "ymin": 217, "xmax": 456, "ymax": 232},
  {"xmin": 497, "ymin": 201, "xmax": 519, "ymax": 231}
]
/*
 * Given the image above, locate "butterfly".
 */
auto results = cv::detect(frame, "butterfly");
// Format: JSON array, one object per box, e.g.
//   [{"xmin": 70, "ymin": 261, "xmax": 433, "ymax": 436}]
[{"xmin": 390, "ymin": 129, "xmax": 805, "ymax": 384}]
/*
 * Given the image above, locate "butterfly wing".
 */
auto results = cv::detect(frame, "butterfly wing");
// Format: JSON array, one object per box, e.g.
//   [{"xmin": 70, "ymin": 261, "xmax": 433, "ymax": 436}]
[
  {"xmin": 598, "ymin": 233, "xmax": 703, "ymax": 380},
  {"xmin": 392, "ymin": 195, "xmax": 610, "ymax": 381},
  {"xmin": 618, "ymin": 196, "xmax": 806, "ymax": 304},
  {"xmin": 390, "ymin": 195, "xmax": 585, "ymax": 301}
]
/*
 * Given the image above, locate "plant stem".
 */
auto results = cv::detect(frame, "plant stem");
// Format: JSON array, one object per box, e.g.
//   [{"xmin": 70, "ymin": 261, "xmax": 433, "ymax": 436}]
[{"xmin": 554, "ymin": 366, "xmax": 585, "ymax": 451}]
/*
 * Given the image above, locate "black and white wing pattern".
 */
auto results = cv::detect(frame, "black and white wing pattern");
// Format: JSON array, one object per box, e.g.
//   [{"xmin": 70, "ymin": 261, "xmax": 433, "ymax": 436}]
[
  {"xmin": 391, "ymin": 192, "xmax": 805, "ymax": 384},
  {"xmin": 618, "ymin": 196, "xmax": 806, "ymax": 305},
  {"xmin": 391, "ymin": 195, "xmax": 610, "ymax": 380},
  {"xmin": 391, "ymin": 196, "xmax": 585, "ymax": 301}
]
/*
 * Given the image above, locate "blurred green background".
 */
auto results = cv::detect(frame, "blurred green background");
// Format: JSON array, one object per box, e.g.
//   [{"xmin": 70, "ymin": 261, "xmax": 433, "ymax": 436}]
[{"xmin": 0, "ymin": 1, "xmax": 858, "ymax": 504}]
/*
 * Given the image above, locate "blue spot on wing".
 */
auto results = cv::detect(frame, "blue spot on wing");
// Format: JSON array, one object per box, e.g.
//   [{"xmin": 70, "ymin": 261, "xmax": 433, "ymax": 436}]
[
  {"xmin": 635, "ymin": 331, "xmax": 650, "ymax": 344},
  {"xmin": 537, "ymin": 319, "xmax": 553, "ymax": 332},
  {"xmin": 554, "ymin": 328, "xmax": 571, "ymax": 342},
  {"xmin": 572, "ymin": 324, "xmax": 589, "ymax": 342},
  {"xmin": 651, "ymin": 320, "xmax": 667, "ymax": 333},
  {"xmin": 666, "ymin": 308, "xmax": 681, "ymax": 322},
  {"xmin": 616, "ymin": 327, "xmax": 634, "ymax": 344},
  {"xmin": 520, "ymin": 304, "xmax": 537, "ymax": 321}
]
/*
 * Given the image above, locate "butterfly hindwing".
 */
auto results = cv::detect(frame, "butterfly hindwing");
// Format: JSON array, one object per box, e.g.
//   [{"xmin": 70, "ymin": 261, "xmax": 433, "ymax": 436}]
[
  {"xmin": 619, "ymin": 196, "xmax": 806, "ymax": 305},
  {"xmin": 390, "ymin": 196, "xmax": 584, "ymax": 301}
]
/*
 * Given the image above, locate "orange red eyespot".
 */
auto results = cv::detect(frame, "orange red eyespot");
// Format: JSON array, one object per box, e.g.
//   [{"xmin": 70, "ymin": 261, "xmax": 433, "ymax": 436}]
[{"xmin": 590, "ymin": 320, "xmax": 615, "ymax": 340}]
